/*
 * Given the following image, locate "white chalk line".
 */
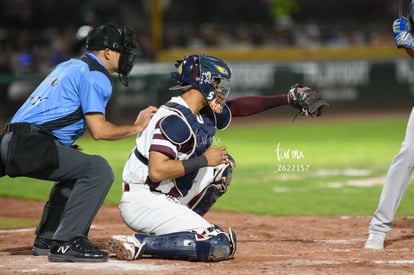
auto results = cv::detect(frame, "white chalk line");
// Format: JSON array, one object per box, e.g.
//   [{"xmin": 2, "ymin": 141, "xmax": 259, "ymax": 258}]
[{"xmin": 0, "ymin": 227, "xmax": 35, "ymax": 234}]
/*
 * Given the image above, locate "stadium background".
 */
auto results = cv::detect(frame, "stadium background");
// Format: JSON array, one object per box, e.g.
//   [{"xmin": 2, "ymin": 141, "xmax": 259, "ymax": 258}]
[
  {"xmin": 0, "ymin": 0, "xmax": 409, "ymax": 127},
  {"xmin": 3, "ymin": 1, "xmax": 414, "ymax": 273}
]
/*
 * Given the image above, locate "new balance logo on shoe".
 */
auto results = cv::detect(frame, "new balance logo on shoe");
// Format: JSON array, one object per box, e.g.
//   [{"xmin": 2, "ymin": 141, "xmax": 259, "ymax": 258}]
[
  {"xmin": 57, "ymin": 245, "xmax": 70, "ymax": 254},
  {"xmin": 49, "ymin": 237, "xmax": 108, "ymax": 262}
]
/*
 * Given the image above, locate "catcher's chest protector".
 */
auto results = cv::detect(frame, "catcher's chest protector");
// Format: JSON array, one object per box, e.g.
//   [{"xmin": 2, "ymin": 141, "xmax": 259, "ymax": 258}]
[
  {"xmin": 163, "ymin": 102, "xmax": 217, "ymax": 155},
  {"xmin": 161, "ymin": 102, "xmax": 217, "ymax": 196}
]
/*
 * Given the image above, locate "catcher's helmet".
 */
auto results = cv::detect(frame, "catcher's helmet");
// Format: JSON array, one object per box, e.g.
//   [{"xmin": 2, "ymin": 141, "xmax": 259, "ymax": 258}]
[
  {"xmin": 170, "ymin": 54, "xmax": 232, "ymax": 113},
  {"xmin": 86, "ymin": 23, "xmax": 139, "ymax": 87}
]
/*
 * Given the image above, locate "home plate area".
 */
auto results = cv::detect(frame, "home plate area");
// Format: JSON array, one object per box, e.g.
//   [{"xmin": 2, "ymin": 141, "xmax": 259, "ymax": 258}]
[{"xmin": 1, "ymin": 198, "xmax": 414, "ymax": 274}]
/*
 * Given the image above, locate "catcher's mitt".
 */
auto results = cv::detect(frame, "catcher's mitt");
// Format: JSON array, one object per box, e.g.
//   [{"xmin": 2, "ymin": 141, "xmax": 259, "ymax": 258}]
[{"xmin": 288, "ymin": 84, "xmax": 329, "ymax": 118}]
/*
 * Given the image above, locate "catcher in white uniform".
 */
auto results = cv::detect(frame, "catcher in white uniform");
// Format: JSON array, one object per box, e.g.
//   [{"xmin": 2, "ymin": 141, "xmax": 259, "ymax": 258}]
[{"xmin": 109, "ymin": 54, "xmax": 328, "ymax": 262}]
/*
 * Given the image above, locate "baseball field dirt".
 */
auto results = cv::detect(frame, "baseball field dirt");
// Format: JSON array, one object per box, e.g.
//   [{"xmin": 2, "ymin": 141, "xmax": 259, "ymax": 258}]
[{"xmin": 1, "ymin": 196, "xmax": 414, "ymax": 274}]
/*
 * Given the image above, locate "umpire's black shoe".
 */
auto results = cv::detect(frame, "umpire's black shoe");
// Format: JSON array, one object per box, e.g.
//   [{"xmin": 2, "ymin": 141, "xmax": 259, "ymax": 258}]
[
  {"xmin": 48, "ymin": 236, "xmax": 108, "ymax": 262},
  {"xmin": 32, "ymin": 236, "xmax": 52, "ymax": 256}
]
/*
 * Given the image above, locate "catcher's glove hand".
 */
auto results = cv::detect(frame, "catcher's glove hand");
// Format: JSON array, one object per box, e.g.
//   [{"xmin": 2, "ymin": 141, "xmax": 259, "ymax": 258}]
[{"xmin": 288, "ymin": 84, "xmax": 329, "ymax": 118}]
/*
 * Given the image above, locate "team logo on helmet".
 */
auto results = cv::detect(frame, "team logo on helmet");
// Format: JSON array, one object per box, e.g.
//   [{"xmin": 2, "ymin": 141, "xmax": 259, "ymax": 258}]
[
  {"xmin": 177, "ymin": 62, "xmax": 183, "ymax": 75},
  {"xmin": 201, "ymin": 71, "xmax": 212, "ymax": 84},
  {"xmin": 214, "ymin": 65, "xmax": 230, "ymax": 77}
]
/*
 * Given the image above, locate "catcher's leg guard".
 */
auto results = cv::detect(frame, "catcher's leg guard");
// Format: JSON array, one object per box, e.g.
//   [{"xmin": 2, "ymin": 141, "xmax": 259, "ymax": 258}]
[
  {"xmin": 189, "ymin": 156, "xmax": 234, "ymax": 216},
  {"xmin": 133, "ymin": 225, "xmax": 237, "ymax": 262}
]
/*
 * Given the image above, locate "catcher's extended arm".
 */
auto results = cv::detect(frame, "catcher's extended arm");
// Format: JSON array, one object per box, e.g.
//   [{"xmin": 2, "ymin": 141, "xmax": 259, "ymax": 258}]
[{"xmin": 287, "ymin": 83, "xmax": 329, "ymax": 118}]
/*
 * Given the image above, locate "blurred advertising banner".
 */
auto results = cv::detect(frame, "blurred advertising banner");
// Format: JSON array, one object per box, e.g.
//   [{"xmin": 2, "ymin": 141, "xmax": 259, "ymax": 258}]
[
  {"xmin": 111, "ymin": 59, "xmax": 413, "ymax": 121},
  {"xmin": 1, "ymin": 58, "xmax": 413, "ymax": 125}
]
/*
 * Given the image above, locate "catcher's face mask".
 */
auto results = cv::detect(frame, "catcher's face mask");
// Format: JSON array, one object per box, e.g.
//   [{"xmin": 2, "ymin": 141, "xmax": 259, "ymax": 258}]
[{"xmin": 208, "ymin": 78, "xmax": 230, "ymax": 114}]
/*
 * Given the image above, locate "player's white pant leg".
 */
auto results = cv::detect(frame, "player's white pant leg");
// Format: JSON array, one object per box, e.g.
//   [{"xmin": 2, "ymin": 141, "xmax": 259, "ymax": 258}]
[
  {"xmin": 369, "ymin": 107, "xmax": 414, "ymax": 235},
  {"xmin": 119, "ymin": 183, "xmax": 211, "ymax": 235}
]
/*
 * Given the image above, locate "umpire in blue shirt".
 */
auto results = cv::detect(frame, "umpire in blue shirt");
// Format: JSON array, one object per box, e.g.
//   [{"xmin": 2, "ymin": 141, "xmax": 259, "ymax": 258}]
[{"xmin": 0, "ymin": 23, "xmax": 156, "ymax": 262}]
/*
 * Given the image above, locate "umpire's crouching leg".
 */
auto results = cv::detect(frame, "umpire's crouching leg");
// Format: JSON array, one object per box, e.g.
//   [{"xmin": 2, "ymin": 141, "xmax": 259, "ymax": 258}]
[{"xmin": 52, "ymin": 154, "xmax": 114, "ymax": 241}]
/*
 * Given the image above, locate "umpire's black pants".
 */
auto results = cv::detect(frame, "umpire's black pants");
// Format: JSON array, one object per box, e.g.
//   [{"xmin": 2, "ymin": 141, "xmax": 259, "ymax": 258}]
[{"xmin": 1, "ymin": 136, "xmax": 114, "ymax": 241}]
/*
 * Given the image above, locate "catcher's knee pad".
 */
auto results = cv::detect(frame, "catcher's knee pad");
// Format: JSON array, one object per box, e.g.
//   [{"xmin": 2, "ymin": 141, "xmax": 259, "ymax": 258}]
[
  {"xmin": 133, "ymin": 225, "xmax": 237, "ymax": 262},
  {"xmin": 189, "ymin": 156, "xmax": 235, "ymax": 216}
]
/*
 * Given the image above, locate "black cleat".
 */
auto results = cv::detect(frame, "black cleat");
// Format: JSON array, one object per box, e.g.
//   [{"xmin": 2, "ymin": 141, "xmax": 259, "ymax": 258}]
[
  {"xmin": 32, "ymin": 236, "xmax": 52, "ymax": 256},
  {"xmin": 48, "ymin": 236, "xmax": 108, "ymax": 262}
]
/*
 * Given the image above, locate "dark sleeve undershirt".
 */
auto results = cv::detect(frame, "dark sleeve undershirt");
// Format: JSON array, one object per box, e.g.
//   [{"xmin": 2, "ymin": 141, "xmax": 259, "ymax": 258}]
[{"xmin": 226, "ymin": 94, "xmax": 289, "ymax": 117}]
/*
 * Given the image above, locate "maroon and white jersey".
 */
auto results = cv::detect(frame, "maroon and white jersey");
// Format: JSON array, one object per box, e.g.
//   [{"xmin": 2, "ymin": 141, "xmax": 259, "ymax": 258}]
[{"xmin": 122, "ymin": 97, "xmax": 187, "ymax": 192}]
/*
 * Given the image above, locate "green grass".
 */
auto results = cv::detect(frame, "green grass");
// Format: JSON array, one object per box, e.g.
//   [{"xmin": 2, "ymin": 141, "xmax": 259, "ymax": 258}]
[
  {"xmin": 210, "ymin": 117, "xmax": 409, "ymax": 216},
  {"xmin": 1, "ymin": 115, "xmax": 413, "ymax": 220},
  {"xmin": 0, "ymin": 218, "xmax": 38, "ymax": 229}
]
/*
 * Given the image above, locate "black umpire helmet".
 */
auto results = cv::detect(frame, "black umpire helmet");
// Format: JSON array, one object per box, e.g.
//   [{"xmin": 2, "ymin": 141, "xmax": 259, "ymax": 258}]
[
  {"xmin": 86, "ymin": 23, "xmax": 139, "ymax": 87},
  {"xmin": 86, "ymin": 23, "xmax": 123, "ymax": 51}
]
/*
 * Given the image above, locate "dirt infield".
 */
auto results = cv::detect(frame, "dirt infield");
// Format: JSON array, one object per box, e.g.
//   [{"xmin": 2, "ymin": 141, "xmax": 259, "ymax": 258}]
[{"xmin": 1, "ymin": 197, "xmax": 414, "ymax": 274}]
